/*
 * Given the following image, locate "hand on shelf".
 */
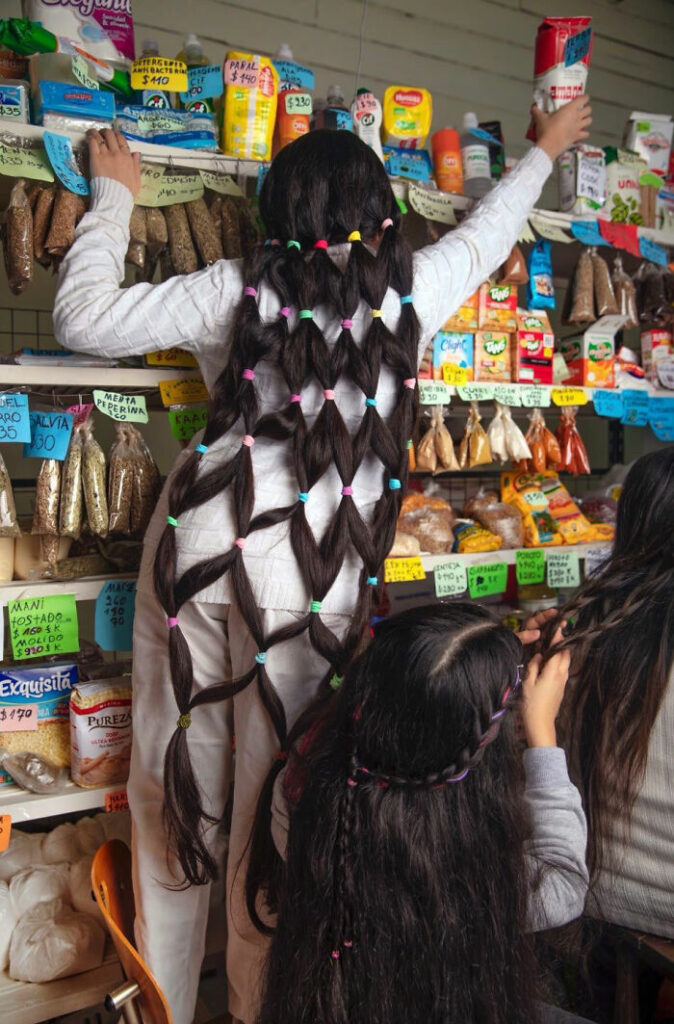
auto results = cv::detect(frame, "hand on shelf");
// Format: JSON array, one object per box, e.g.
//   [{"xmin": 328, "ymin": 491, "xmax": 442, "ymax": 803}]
[
  {"xmin": 532, "ymin": 95, "xmax": 592, "ymax": 162},
  {"xmin": 87, "ymin": 129, "xmax": 141, "ymax": 199}
]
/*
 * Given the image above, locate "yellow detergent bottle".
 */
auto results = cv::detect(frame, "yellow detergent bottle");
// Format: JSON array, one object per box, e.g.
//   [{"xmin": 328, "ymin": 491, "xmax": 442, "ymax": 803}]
[
  {"xmin": 222, "ymin": 51, "xmax": 279, "ymax": 161},
  {"xmin": 382, "ymin": 85, "xmax": 433, "ymax": 150}
]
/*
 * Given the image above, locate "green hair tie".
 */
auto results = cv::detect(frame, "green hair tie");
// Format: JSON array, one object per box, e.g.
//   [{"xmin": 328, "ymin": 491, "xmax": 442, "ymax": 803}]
[
  {"xmin": 177, "ymin": 712, "xmax": 191, "ymax": 730},
  {"xmin": 298, "ymin": 309, "xmax": 313, "ymax": 320},
  {"xmin": 287, "ymin": 239, "xmax": 301, "ymax": 250},
  {"xmin": 329, "ymin": 673, "xmax": 344, "ymax": 691},
  {"xmin": 310, "ymin": 600, "xmax": 322, "ymax": 613},
  {"xmin": 166, "ymin": 515, "xmax": 179, "ymax": 528}
]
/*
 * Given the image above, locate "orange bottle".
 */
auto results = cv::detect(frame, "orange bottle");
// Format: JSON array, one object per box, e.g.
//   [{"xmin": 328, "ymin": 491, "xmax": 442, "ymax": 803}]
[
  {"xmin": 274, "ymin": 87, "xmax": 311, "ymax": 153},
  {"xmin": 432, "ymin": 128, "xmax": 463, "ymax": 194}
]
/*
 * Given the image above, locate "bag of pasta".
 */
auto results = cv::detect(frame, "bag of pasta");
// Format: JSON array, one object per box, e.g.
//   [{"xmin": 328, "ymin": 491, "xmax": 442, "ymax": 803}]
[
  {"xmin": 107, "ymin": 426, "xmax": 133, "ymax": 535},
  {"xmin": 81, "ymin": 420, "xmax": 108, "ymax": 538},
  {"xmin": 556, "ymin": 407, "xmax": 591, "ymax": 476},
  {"xmin": 501, "ymin": 471, "xmax": 562, "ymax": 547},
  {"xmin": 458, "ymin": 402, "xmax": 492, "ymax": 469}
]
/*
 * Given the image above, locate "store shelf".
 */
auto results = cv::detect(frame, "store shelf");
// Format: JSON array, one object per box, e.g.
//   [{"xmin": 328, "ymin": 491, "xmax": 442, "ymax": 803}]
[
  {"xmin": 0, "ymin": 363, "xmax": 199, "ymax": 388},
  {"xmin": 0, "ymin": 779, "xmax": 113, "ymax": 823},
  {"xmin": 0, "ymin": 573, "xmax": 136, "ymax": 603},
  {"xmin": 418, "ymin": 542, "xmax": 611, "ymax": 572},
  {"xmin": 529, "ymin": 206, "xmax": 674, "ymax": 250}
]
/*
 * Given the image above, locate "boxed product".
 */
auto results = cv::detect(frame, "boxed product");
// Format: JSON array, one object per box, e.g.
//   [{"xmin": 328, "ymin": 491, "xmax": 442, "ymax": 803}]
[
  {"xmin": 0, "ymin": 81, "xmax": 29, "ymax": 124},
  {"xmin": 22, "ymin": 0, "xmax": 135, "ymax": 63},
  {"xmin": 70, "ymin": 679, "xmax": 131, "ymax": 789},
  {"xmin": 601, "ymin": 148, "xmax": 647, "ymax": 224},
  {"xmin": 516, "ymin": 311, "xmax": 554, "ymax": 385},
  {"xmin": 33, "ymin": 80, "xmax": 115, "ymax": 127},
  {"xmin": 382, "ymin": 85, "xmax": 433, "ymax": 150},
  {"xmin": 623, "ymin": 113, "xmax": 673, "ymax": 178},
  {"xmin": 527, "ymin": 17, "xmax": 593, "ymax": 140},
  {"xmin": 475, "ymin": 331, "xmax": 514, "ymax": 382},
  {"xmin": 432, "ymin": 331, "xmax": 474, "ymax": 381},
  {"xmin": 558, "ymin": 145, "xmax": 606, "ymax": 215},
  {"xmin": 560, "ymin": 315, "xmax": 621, "ymax": 389},
  {"xmin": 0, "ymin": 663, "xmax": 78, "ymax": 784},
  {"xmin": 445, "ymin": 291, "xmax": 479, "ymax": 332},
  {"xmin": 479, "ymin": 282, "xmax": 518, "ymax": 331},
  {"xmin": 641, "ymin": 328, "xmax": 672, "ymax": 383}
]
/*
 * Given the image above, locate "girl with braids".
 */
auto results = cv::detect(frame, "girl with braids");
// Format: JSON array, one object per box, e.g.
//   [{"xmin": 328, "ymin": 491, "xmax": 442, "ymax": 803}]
[
  {"xmin": 255, "ymin": 602, "xmax": 589, "ymax": 1024},
  {"xmin": 53, "ymin": 96, "xmax": 591, "ymax": 1023}
]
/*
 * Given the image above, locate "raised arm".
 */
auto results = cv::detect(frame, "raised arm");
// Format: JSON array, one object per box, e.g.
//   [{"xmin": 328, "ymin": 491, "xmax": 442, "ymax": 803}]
[{"xmin": 53, "ymin": 129, "xmax": 243, "ymax": 358}]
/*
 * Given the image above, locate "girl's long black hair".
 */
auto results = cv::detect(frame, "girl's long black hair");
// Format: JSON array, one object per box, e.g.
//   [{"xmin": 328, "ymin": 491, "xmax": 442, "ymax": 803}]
[
  {"xmin": 249, "ymin": 603, "xmax": 540, "ymax": 1024},
  {"xmin": 152, "ymin": 130, "xmax": 420, "ymax": 884},
  {"xmin": 557, "ymin": 445, "xmax": 674, "ymax": 883}
]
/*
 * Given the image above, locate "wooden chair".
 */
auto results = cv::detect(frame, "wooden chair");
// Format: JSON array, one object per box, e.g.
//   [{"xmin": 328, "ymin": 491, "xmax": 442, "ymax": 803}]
[
  {"xmin": 607, "ymin": 924, "xmax": 674, "ymax": 1024},
  {"xmin": 91, "ymin": 839, "xmax": 232, "ymax": 1024}
]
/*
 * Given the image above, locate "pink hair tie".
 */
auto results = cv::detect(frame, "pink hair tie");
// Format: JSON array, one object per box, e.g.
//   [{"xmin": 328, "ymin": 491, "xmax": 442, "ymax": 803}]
[
  {"xmin": 167, "ymin": 617, "xmax": 179, "ymax": 629},
  {"xmin": 381, "ymin": 217, "xmax": 393, "ymax": 230},
  {"xmin": 313, "ymin": 239, "xmax": 328, "ymax": 250},
  {"xmin": 341, "ymin": 486, "xmax": 353, "ymax": 497},
  {"xmin": 289, "ymin": 393, "xmax": 302, "ymax": 403},
  {"xmin": 271, "ymin": 238, "xmax": 280, "ymax": 246},
  {"xmin": 242, "ymin": 434, "xmax": 255, "ymax": 447},
  {"xmin": 280, "ymin": 306, "xmax": 291, "ymax": 318},
  {"xmin": 403, "ymin": 378, "xmax": 416, "ymax": 389},
  {"xmin": 323, "ymin": 389, "xmax": 335, "ymax": 401},
  {"xmin": 234, "ymin": 537, "xmax": 246, "ymax": 549},
  {"xmin": 243, "ymin": 286, "xmax": 257, "ymax": 298},
  {"xmin": 241, "ymin": 368, "xmax": 255, "ymax": 381},
  {"xmin": 341, "ymin": 318, "xmax": 354, "ymax": 330}
]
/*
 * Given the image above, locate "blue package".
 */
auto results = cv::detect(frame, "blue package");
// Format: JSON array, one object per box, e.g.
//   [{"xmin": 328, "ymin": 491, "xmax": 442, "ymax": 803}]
[
  {"xmin": 115, "ymin": 105, "xmax": 217, "ymax": 150},
  {"xmin": 526, "ymin": 239, "xmax": 556, "ymax": 309},
  {"xmin": 0, "ymin": 662, "xmax": 78, "ymax": 785},
  {"xmin": 383, "ymin": 146, "xmax": 433, "ymax": 182},
  {"xmin": 35, "ymin": 81, "xmax": 115, "ymax": 123}
]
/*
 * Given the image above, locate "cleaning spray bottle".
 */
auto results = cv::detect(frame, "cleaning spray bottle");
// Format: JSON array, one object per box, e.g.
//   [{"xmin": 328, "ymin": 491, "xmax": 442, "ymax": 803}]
[
  {"xmin": 136, "ymin": 39, "xmax": 170, "ymax": 109},
  {"xmin": 175, "ymin": 34, "xmax": 213, "ymax": 114},
  {"xmin": 351, "ymin": 88, "xmax": 383, "ymax": 161}
]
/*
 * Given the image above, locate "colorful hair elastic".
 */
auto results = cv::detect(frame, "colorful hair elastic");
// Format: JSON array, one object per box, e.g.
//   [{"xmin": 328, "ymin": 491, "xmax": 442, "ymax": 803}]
[
  {"xmin": 234, "ymin": 537, "xmax": 246, "ymax": 549},
  {"xmin": 381, "ymin": 217, "xmax": 393, "ymax": 230},
  {"xmin": 279, "ymin": 306, "xmax": 291, "ymax": 318},
  {"xmin": 400, "ymin": 294, "xmax": 413, "ymax": 305},
  {"xmin": 195, "ymin": 443, "xmax": 208, "ymax": 455},
  {"xmin": 242, "ymin": 435, "xmax": 255, "ymax": 447},
  {"xmin": 310, "ymin": 600, "xmax": 322, "ymax": 613},
  {"xmin": 243, "ymin": 286, "xmax": 257, "ymax": 298},
  {"xmin": 389, "ymin": 478, "xmax": 401, "ymax": 490},
  {"xmin": 255, "ymin": 651, "xmax": 267, "ymax": 665},
  {"xmin": 371, "ymin": 309, "xmax": 383, "ymax": 318},
  {"xmin": 348, "ymin": 230, "xmax": 361, "ymax": 243},
  {"xmin": 177, "ymin": 712, "xmax": 191, "ymax": 729},
  {"xmin": 403, "ymin": 378, "xmax": 416, "ymax": 389},
  {"xmin": 289, "ymin": 393, "xmax": 302, "ymax": 403},
  {"xmin": 287, "ymin": 240, "xmax": 301, "ymax": 250},
  {"xmin": 241, "ymin": 368, "xmax": 255, "ymax": 381},
  {"xmin": 166, "ymin": 515, "xmax": 179, "ymax": 527},
  {"xmin": 323, "ymin": 389, "xmax": 335, "ymax": 400},
  {"xmin": 329, "ymin": 674, "xmax": 344, "ymax": 691},
  {"xmin": 341, "ymin": 486, "xmax": 353, "ymax": 497},
  {"xmin": 406, "ymin": 439, "xmax": 413, "ymax": 449},
  {"xmin": 367, "ymin": 576, "xmax": 378, "ymax": 586},
  {"xmin": 341, "ymin": 318, "xmax": 354, "ymax": 330},
  {"xmin": 298, "ymin": 309, "xmax": 313, "ymax": 320},
  {"xmin": 297, "ymin": 491, "xmax": 309, "ymax": 503},
  {"xmin": 313, "ymin": 239, "xmax": 328, "ymax": 250},
  {"xmin": 365, "ymin": 397, "xmax": 377, "ymax": 407},
  {"xmin": 167, "ymin": 617, "xmax": 179, "ymax": 629}
]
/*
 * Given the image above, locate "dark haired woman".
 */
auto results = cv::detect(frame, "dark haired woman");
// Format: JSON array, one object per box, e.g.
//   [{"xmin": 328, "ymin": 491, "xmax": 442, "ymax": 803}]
[
  {"xmin": 53, "ymin": 97, "xmax": 591, "ymax": 1023},
  {"xmin": 255, "ymin": 602, "xmax": 588, "ymax": 1024}
]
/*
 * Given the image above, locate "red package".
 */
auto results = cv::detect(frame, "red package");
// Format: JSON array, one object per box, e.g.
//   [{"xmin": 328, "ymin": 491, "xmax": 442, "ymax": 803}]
[
  {"xmin": 556, "ymin": 407, "xmax": 591, "ymax": 476},
  {"xmin": 527, "ymin": 17, "xmax": 593, "ymax": 141}
]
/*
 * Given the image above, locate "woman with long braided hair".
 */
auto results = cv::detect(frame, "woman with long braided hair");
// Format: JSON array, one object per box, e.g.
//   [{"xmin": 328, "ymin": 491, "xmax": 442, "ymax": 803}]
[
  {"xmin": 255, "ymin": 603, "xmax": 588, "ymax": 1024},
  {"xmin": 54, "ymin": 96, "xmax": 591, "ymax": 1023}
]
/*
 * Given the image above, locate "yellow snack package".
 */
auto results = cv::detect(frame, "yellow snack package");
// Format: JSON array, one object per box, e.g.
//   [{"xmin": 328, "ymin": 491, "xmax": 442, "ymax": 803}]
[
  {"xmin": 222, "ymin": 52, "xmax": 279, "ymax": 160},
  {"xmin": 382, "ymin": 86, "xmax": 433, "ymax": 149},
  {"xmin": 453, "ymin": 520, "xmax": 502, "ymax": 554},
  {"xmin": 501, "ymin": 471, "xmax": 562, "ymax": 548},
  {"xmin": 538, "ymin": 471, "xmax": 596, "ymax": 545}
]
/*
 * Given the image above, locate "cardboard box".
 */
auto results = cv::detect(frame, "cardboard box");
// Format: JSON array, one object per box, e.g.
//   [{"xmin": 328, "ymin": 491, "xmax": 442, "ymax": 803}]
[
  {"xmin": 641, "ymin": 328, "xmax": 673, "ymax": 383},
  {"xmin": 432, "ymin": 331, "xmax": 474, "ymax": 381},
  {"xmin": 475, "ymin": 331, "xmax": 514, "ymax": 381},
  {"xmin": 478, "ymin": 282, "xmax": 518, "ymax": 331},
  {"xmin": 516, "ymin": 311, "xmax": 554, "ymax": 385},
  {"xmin": 624, "ymin": 112, "xmax": 673, "ymax": 178},
  {"xmin": 560, "ymin": 315, "xmax": 624, "ymax": 389},
  {"xmin": 445, "ymin": 290, "xmax": 479, "ymax": 332}
]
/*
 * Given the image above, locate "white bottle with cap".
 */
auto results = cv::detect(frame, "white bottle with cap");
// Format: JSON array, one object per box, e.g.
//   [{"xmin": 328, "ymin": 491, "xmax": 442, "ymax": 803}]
[
  {"xmin": 460, "ymin": 112, "xmax": 492, "ymax": 198},
  {"xmin": 351, "ymin": 87, "xmax": 384, "ymax": 161}
]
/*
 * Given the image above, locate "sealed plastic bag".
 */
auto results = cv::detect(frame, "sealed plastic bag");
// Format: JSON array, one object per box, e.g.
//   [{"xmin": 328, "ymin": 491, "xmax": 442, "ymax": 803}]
[
  {"xmin": 526, "ymin": 239, "xmax": 555, "ymax": 309},
  {"xmin": 59, "ymin": 426, "xmax": 83, "ymax": 539},
  {"xmin": 612, "ymin": 255, "xmax": 638, "ymax": 329},
  {"xmin": 464, "ymin": 490, "xmax": 524, "ymax": 549},
  {"xmin": 33, "ymin": 184, "xmax": 55, "ymax": 267},
  {"xmin": 415, "ymin": 422, "xmax": 437, "ymax": 474},
  {"xmin": 221, "ymin": 196, "xmax": 242, "ymax": 258},
  {"xmin": 398, "ymin": 494, "xmax": 455, "ymax": 554},
  {"xmin": 521, "ymin": 408, "xmax": 562, "ymax": 473},
  {"xmin": 458, "ymin": 403, "xmax": 492, "ymax": 469},
  {"xmin": 591, "ymin": 248, "xmax": 618, "ymax": 316},
  {"xmin": 390, "ymin": 531, "xmax": 421, "ymax": 557},
  {"xmin": 434, "ymin": 407, "xmax": 459, "ymax": 472},
  {"xmin": 0, "ymin": 748, "xmax": 67, "ymax": 795},
  {"xmin": 145, "ymin": 206, "xmax": 168, "ymax": 260},
  {"xmin": 107, "ymin": 426, "xmax": 133, "ymax": 534},
  {"xmin": 129, "ymin": 427, "xmax": 161, "ymax": 535},
  {"xmin": 32, "ymin": 459, "xmax": 61, "ymax": 536},
  {"xmin": 9, "ymin": 865, "xmax": 70, "ymax": 918},
  {"xmin": 165, "ymin": 203, "xmax": 198, "ymax": 275},
  {"xmin": 0, "ymin": 880, "xmax": 14, "ymax": 970},
  {"xmin": 45, "ymin": 189, "xmax": 86, "ymax": 256},
  {"xmin": 186, "ymin": 197, "xmax": 224, "ymax": 266},
  {"xmin": 556, "ymin": 407, "xmax": 591, "ymax": 476},
  {"xmin": 501, "ymin": 471, "xmax": 563, "ymax": 547},
  {"xmin": 9, "ymin": 897, "xmax": 105, "ymax": 983},
  {"xmin": 569, "ymin": 249, "xmax": 595, "ymax": 324},
  {"xmin": 81, "ymin": 420, "xmax": 108, "ymax": 538},
  {"xmin": 69, "ymin": 857, "xmax": 102, "ymax": 920},
  {"xmin": 453, "ymin": 519, "xmax": 502, "ymax": 553},
  {"xmin": 126, "ymin": 205, "xmax": 147, "ymax": 270},
  {"xmin": 0, "ymin": 452, "xmax": 21, "ymax": 538},
  {"xmin": 0, "ymin": 831, "xmax": 46, "ymax": 883},
  {"xmin": 3, "ymin": 178, "xmax": 33, "ymax": 294},
  {"xmin": 42, "ymin": 822, "xmax": 85, "ymax": 865},
  {"xmin": 498, "ymin": 244, "xmax": 528, "ymax": 285},
  {"xmin": 637, "ymin": 263, "xmax": 669, "ymax": 324},
  {"xmin": 487, "ymin": 402, "xmax": 532, "ymax": 464}
]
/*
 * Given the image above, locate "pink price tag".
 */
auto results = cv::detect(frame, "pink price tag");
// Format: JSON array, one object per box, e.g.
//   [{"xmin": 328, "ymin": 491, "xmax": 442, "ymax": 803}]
[
  {"xmin": 0, "ymin": 705, "xmax": 38, "ymax": 732},
  {"xmin": 224, "ymin": 57, "xmax": 260, "ymax": 88},
  {"xmin": 356, "ymin": 92, "xmax": 378, "ymax": 113},
  {"xmin": 66, "ymin": 403, "xmax": 94, "ymax": 427}
]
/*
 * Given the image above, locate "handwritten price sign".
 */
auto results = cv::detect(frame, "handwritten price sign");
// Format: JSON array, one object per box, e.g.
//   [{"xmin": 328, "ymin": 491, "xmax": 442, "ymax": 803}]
[
  {"xmin": 0, "ymin": 705, "xmax": 38, "ymax": 732},
  {"xmin": 8, "ymin": 594, "xmax": 79, "ymax": 661},
  {"xmin": 130, "ymin": 57, "xmax": 187, "ymax": 91},
  {"xmin": 95, "ymin": 580, "xmax": 136, "ymax": 652},
  {"xmin": 467, "ymin": 562, "xmax": 508, "ymax": 599},
  {"xmin": 384, "ymin": 557, "xmax": 426, "ymax": 584}
]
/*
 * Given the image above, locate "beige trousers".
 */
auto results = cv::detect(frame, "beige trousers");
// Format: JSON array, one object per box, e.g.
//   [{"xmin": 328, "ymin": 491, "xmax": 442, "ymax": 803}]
[{"xmin": 128, "ymin": 587, "xmax": 349, "ymax": 1024}]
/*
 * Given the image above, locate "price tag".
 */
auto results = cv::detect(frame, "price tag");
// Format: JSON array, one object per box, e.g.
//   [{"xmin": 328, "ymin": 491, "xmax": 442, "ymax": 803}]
[
  {"xmin": 0, "ymin": 140, "xmax": 54, "ymax": 182},
  {"xmin": 146, "ymin": 349, "xmax": 198, "ymax": 368},
  {"xmin": 530, "ymin": 215, "xmax": 573, "ymax": 244},
  {"xmin": 418, "ymin": 380, "xmax": 451, "ymax": 406},
  {"xmin": 564, "ymin": 26, "xmax": 592, "ymax": 66},
  {"xmin": 224, "ymin": 56, "xmax": 260, "ymax": 88},
  {"xmin": 585, "ymin": 545, "xmax": 611, "ymax": 578},
  {"xmin": 621, "ymin": 388, "xmax": 649, "ymax": 427},
  {"xmin": 168, "ymin": 406, "xmax": 208, "ymax": 441},
  {"xmin": 434, "ymin": 561, "xmax": 468, "ymax": 598},
  {"xmin": 0, "ymin": 815, "xmax": 11, "ymax": 854},
  {"xmin": 8, "ymin": 594, "xmax": 79, "ymax": 661},
  {"xmin": 105, "ymin": 789, "xmax": 129, "ymax": 814},
  {"xmin": 95, "ymin": 580, "xmax": 136, "ymax": 652},
  {"xmin": 515, "ymin": 549, "xmax": 545, "ymax": 586},
  {"xmin": 598, "ymin": 221, "xmax": 641, "ymax": 257},
  {"xmin": 23, "ymin": 411, "xmax": 74, "ymax": 461},
  {"xmin": 384, "ymin": 557, "xmax": 426, "ymax": 584},
  {"xmin": 639, "ymin": 235, "xmax": 669, "ymax": 267},
  {"xmin": 180, "ymin": 64, "xmax": 223, "ymax": 102},
  {"xmin": 159, "ymin": 378, "xmax": 209, "ymax": 407},
  {"xmin": 546, "ymin": 551, "xmax": 580, "ymax": 589},
  {"xmin": 43, "ymin": 132, "xmax": 89, "ymax": 195},
  {"xmin": 442, "ymin": 364, "xmax": 468, "ymax": 386},
  {"xmin": 648, "ymin": 397, "xmax": 674, "ymax": 441},
  {"xmin": 0, "ymin": 704, "xmax": 38, "ymax": 732},
  {"xmin": 273, "ymin": 59, "xmax": 314, "ymax": 91},
  {"xmin": 521, "ymin": 385, "xmax": 551, "ymax": 408},
  {"xmin": 570, "ymin": 220, "xmax": 608, "ymax": 247},
  {"xmin": 130, "ymin": 56, "xmax": 187, "ymax": 92},
  {"xmin": 592, "ymin": 389, "xmax": 623, "ymax": 417},
  {"xmin": 577, "ymin": 161, "xmax": 606, "ymax": 208},
  {"xmin": 408, "ymin": 182, "xmax": 457, "ymax": 225},
  {"xmin": 457, "ymin": 383, "xmax": 495, "ymax": 402},
  {"xmin": 656, "ymin": 359, "xmax": 674, "ymax": 391},
  {"xmin": 467, "ymin": 562, "xmax": 508, "ymax": 599},
  {"xmin": 551, "ymin": 387, "xmax": 589, "ymax": 407},
  {"xmin": 284, "ymin": 92, "xmax": 312, "ymax": 116},
  {"xmin": 0, "ymin": 393, "xmax": 31, "ymax": 443},
  {"xmin": 93, "ymin": 391, "xmax": 148, "ymax": 423},
  {"xmin": 518, "ymin": 220, "xmax": 536, "ymax": 244},
  {"xmin": 137, "ymin": 166, "xmax": 204, "ymax": 207},
  {"xmin": 493, "ymin": 384, "xmax": 522, "ymax": 407},
  {"xmin": 71, "ymin": 54, "xmax": 98, "ymax": 90},
  {"xmin": 199, "ymin": 171, "xmax": 243, "ymax": 197}
]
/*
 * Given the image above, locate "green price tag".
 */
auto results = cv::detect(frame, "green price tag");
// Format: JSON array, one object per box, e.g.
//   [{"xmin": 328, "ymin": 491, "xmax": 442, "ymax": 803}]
[
  {"xmin": 168, "ymin": 406, "xmax": 208, "ymax": 441},
  {"xmin": 8, "ymin": 594, "xmax": 79, "ymax": 661},
  {"xmin": 434, "ymin": 561, "xmax": 468, "ymax": 597},
  {"xmin": 418, "ymin": 380, "xmax": 451, "ymax": 406},
  {"xmin": 546, "ymin": 551, "xmax": 580, "ymax": 589},
  {"xmin": 0, "ymin": 140, "xmax": 54, "ymax": 182},
  {"xmin": 515, "ymin": 549, "xmax": 546, "ymax": 586},
  {"xmin": 467, "ymin": 562, "xmax": 508, "ymax": 599}
]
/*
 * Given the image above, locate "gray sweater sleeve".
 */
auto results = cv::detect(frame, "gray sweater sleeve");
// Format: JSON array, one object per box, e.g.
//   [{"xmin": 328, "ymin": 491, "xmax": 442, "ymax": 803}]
[{"xmin": 523, "ymin": 746, "xmax": 589, "ymax": 932}]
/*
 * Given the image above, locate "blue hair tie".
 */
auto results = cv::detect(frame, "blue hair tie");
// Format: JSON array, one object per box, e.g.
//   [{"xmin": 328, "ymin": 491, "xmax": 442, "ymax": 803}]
[
  {"xmin": 367, "ymin": 576, "xmax": 378, "ymax": 586},
  {"xmin": 297, "ymin": 491, "xmax": 309, "ymax": 503},
  {"xmin": 365, "ymin": 397, "xmax": 377, "ymax": 408},
  {"xmin": 195, "ymin": 443, "xmax": 208, "ymax": 455},
  {"xmin": 400, "ymin": 295, "xmax": 413, "ymax": 305},
  {"xmin": 389, "ymin": 478, "xmax": 401, "ymax": 491},
  {"xmin": 255, "ymin": 651, "xmax": 267, "ymax": 665}
]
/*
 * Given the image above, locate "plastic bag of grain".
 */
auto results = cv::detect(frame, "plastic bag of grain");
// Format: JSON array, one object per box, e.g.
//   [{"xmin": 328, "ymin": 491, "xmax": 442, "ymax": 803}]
[{"xmin": 9, "ymin": 896, "xmax": 105, "ymax": 982}]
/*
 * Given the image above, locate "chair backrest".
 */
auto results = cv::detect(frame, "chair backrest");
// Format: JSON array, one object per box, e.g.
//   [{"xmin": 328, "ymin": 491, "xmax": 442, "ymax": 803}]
[{"xmin": 92, "ymin": 840, "xmax": 173, "ymax": 1024}]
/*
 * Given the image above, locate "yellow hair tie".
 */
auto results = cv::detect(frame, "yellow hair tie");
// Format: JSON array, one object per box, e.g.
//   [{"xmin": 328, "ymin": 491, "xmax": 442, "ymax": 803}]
[
  {"xmin": 348, "ymin": 230, "xmax": 362, "ymax": 243},
  {"xmin": 371, "ymin": 309, "xmax": 383, "ymax": 318}
]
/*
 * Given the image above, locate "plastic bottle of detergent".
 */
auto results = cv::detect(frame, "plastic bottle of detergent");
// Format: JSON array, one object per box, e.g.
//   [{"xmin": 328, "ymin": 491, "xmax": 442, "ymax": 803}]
[
  {"xmin": 175, "ymin": 35, "xmax": 214, "ymax": 114},
  {"xmin": 432, "ymin": 128, "xmax": 463, "ymax": 193},
  {"xmin": 351, "ymin": 88, "xmax": 383, "ymax": 161},
  {"xmin": 273, "ymin": 44, "xmax": 313, "ymax": 153},
  {"xmin": 460, "ymin": 112, "xmax": 492, "ymax": 198},
  {"xmin": 273, "ymin": 44, "xmax": 315, "ymax": 92},
  {"xmin": 222, "ymin": 51, "xmax": 279, "ymax": 161},
  {"xmin": 136, "ymin": 39, "xmax": 170, "ymax": 109},
  {"xmin": 314, "ymin": 85, "xmax": 353, "ymax": 132}
]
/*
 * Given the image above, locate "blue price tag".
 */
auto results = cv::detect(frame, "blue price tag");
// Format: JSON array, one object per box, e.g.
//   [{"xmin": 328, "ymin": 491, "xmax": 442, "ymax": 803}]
[
  {"xmin": 592, "ymin": 389, "xmax": 623, "ymax": 418},
  {"xmin": 0, "ymin": 393, "xmax": 31, "ymax": 443},
  {"xmin": 273, "ymin": 59, "xmax": 315, "ymax": 91},
  {"xmin": 333, "ymin": 109, "xmax": 353, "ymax": 131},
  {"xmin": 95, "ymin": 579, "xmax": 137, "ymax": 652},
  {"xmin": 468, "ymin": 127, "xmax": 505, "ymax": 147},
  {"xmin": 571, "ymin": 220, "xmax": 609, "ymax": 247},
  {"xmin": 384, "ymin": 147, "xmax": 433, "ymax": 182},
  {"xmin": 648, "ymin": 397, "xmax": 674, "ymax": 441},
  {"xmin": 621, "ymin": 389, "xmax": 649, "ymax": 427},
  {"xmin": 564, "ymin": 27, "xmax": 592, "ymax": 66},
  {"xmin": 256, "ymin": 162, "xmax": 269, "ymax": 196},
  {"xmin": 180, "ymin": 64, "xmax": 223, "ymax": 102},
  {"xmin": 639, "ymin": 235, "xmax": 669, "ymax": 267},
  {"xmin": 43, "ymin": 131, "xmax": 89, "ymax": 196},
  {"xmin": 23, "ymin": 410, "xmax": 74, "ymax": 460}
]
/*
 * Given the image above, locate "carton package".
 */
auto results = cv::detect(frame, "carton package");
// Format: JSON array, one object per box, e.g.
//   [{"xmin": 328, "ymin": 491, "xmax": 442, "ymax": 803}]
[
  {"xmin": 479, "ymin": 282, "xmax": 518, "ymax": 332},
  {"xmin": 432, "ymin": 331, "xmax": 474, "ymax": 381},
  {"xmin": 560, "ymin": 315, "xmax": 623, "ymax": 389},
  {"xmin": 0, "ymin": 663, "xmax": 78, "ymax": 784},
  {"xmin": 623, "ymin": 113, "xmax": 673, "ymax": 178},
  {"xmin": 445, "ymin": 291, "xmax": 479, "ymax": 332},
  {"xmin": 558, "ymin": 145, "xmax": 606, "ymax": 215},
  {"xmin": 601, "ymin": 148, "xmax": 647, "ymax": 224},
  {"xmin": 475, "ymin": 332, "xmax": 514, "ymax": 382},
  {"xmin": 641, "ymin": 328, "xmax": 673, "ymax": 383},
  {"xmin": 516, "ymin": 311, "xmax": 554, "ymax": 385}
]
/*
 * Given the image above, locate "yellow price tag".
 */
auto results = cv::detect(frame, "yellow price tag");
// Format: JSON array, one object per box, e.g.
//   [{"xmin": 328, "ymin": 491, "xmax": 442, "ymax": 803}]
[
  {"xmin": 0, "ymin": 140, "xmax": 54, "ymax": 182},
  {"xmin": 551, "ymin": 387, "xmax": 589, "ymax": 407},
  {"xmin": 442, "ymin": 364, "xmax": 468, "ymax": 386},
  {"xmin": 159, "ymin": 378, "xmax": 209, "ymax": 407},
  {"xmin": 137, "ymin": 165, "xmax": 204, "ymax": 207},
  {"xmin": 384, "ymin": 557, "xmax": 426, "ymax": 584},
  {"xmin": 130, "ymin": 56, "xmax": 188, "ymax": 92},
  {"xmin": 199, "ymin": 170, "xmax": 244, "ymax": 197},
  {"xmin": 146, "ymin": 349, "xmax": 198, "ymax": 368}
]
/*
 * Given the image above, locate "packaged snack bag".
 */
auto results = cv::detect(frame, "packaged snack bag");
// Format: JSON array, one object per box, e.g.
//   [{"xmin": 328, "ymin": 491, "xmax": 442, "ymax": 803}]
[
  {"xmin": 556, "ymin": 407, "xmax": 591, "ymax": 476},
  {"xmin": 539, "ymin": 471, "xmax": 594, "ymax": 544},
  {"xmin": 432, "ymin": 331, "xmax": 474, "ymax": 381},
  {"xmin": 382, "ymin": 86, "xmax": 432, "ymax": 149},
  {"xmin": 527, "ymin": 17, "xmax": 593, "ymax": 141},
  {"xmin": 445, "ymin": 290, "xmax": 479, "ymax": 332},
  {"xmin": 453, "ymin": 520, "xmax": 502, "ymax": 554},
  {"xmin": 222, "ymin": 52, "xmax": 279, "ymax": 160},
  {"xmin": 479, "ymin": 282, "xmax": 518, "ymax": 331},
  {"xmin": 516, "ymin": 311, "xmax": 554, "ymax": 385},
  {"xmin": 475, "ymin": 331, "xmax": 514, "ymax": 382},
  {"xmin": 501, "ymin": 471, "xmax": 562, "ymax": 547},
  {"xmin": 526, "ymin": 240, "xmax": 555, "ymax": 310}
]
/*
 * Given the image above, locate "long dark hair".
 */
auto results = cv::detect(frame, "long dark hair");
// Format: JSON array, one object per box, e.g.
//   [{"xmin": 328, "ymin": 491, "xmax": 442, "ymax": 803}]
[
  {"xmin": 152, "ymin": 130, "xmax": 420, "ymax": 883},
  {"xmin": 558, "ymin": 446, "xmax": 674, "ymax": 880},
  {"xmin": 250, "ymin": 603, "xmax": 540, "ymax": 1024}
]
